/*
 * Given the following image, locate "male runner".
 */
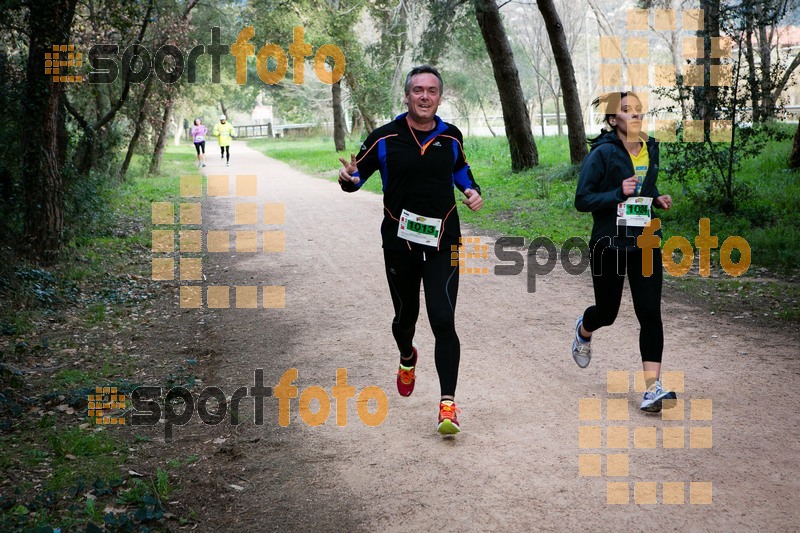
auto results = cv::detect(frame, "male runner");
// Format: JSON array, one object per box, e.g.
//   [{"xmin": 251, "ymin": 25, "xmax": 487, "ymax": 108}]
[{"xmin": 338, "ymin": 65, "xmax": 483, "ymax": 435}]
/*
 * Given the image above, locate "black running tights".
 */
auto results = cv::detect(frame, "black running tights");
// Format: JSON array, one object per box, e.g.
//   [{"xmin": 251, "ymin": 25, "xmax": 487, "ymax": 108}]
[
  {"xmin": 581, "ymin": 240, "xmax": 664, "ymax": 363},
  {"xmin": 384, "ymin": 248, "xmax": 460, "ymax": 397}
]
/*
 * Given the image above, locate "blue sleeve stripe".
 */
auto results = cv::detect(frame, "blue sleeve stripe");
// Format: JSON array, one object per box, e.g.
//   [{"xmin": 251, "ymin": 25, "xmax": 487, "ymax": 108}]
[
  {"xmin": 378, "ymin": 138, "xmax": 388, "ymax": 191},
  {"xmin": 351, "ymin": 170, "xmax": 365, "ymax": 190},
  {"xmin": 453, "ymin": 166, "xmax": 471, "ymax": 191}
]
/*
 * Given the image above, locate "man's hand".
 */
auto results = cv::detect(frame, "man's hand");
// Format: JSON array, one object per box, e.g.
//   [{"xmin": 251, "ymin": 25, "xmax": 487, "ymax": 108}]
[
  {"xmin": 338, "ymin": 153, "xmax": 359, "ymax": 185},
  {"xmin": 463, "ymin": 188, "xmax": 483, "ymax": 211},
  {"xmin": 655, "ymin": 194, "xmax": 672, "ymax": 209}
]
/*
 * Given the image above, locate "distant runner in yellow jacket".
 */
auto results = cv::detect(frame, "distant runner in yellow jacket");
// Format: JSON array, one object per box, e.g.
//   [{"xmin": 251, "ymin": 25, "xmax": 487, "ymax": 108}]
[{"xmin": 212, "ymin": 114, "xmax": 235, "ymax": 166}]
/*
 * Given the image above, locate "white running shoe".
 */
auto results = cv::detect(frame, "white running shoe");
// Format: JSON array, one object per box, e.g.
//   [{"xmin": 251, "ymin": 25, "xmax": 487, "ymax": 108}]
[
  {"xmin": 640, "ymin": 380, "xmax": 677, "ymax": 413},
  {"xmin": 572, "ymin": 316, "xmax": 592, "ymax": 368}
]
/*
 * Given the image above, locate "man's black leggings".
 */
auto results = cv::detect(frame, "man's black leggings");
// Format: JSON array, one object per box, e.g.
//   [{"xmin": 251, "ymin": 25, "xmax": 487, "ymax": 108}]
[
  {"xmin": 220, "ymin": 145, "xmax": 230, "ymax": 161},
  {"xmin": 581, "ymin": 240, "xmax": 664, "ymax": 363},
  {"xmin": 384, "ymin": 248, "xmax": 460, "ymax": 397}
]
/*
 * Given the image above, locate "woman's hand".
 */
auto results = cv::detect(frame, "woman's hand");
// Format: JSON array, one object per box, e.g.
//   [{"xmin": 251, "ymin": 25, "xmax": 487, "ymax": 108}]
[
  {"xmin": 621, "ymin": 176, "xmax": 638, "ymax": 196},
  {"xmin": 655, "ymin": 195, "xmax": 672, "ymax": 209}
]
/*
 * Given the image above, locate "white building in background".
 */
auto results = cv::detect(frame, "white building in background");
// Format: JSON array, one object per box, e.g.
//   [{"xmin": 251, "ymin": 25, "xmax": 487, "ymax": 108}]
[{"xmin": 250, "ymin": 97, "xmax": 273, "ymax": 125}]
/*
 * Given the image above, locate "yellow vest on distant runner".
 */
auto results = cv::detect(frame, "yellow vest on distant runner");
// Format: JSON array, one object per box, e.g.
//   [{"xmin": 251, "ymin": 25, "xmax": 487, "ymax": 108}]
[{"xmin": 213, "ymin": 122, "xmax": 235, "ymax": 147}]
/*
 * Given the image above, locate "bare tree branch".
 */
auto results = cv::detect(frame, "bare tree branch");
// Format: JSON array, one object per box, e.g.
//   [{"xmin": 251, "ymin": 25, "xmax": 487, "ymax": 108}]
[{"xmin": 772, "ymin": 50, "xmax": 800, "ymax": 102}]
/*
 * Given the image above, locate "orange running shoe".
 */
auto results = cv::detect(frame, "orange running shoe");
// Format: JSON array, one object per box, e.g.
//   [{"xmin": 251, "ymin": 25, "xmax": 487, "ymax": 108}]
[
  {"xmin": 396, "ymin": 344, "xmax": 418, "ymax": 397},
  {"xmin": 437, "ymin": 400, "xmax": 461, "ymax": 435}
]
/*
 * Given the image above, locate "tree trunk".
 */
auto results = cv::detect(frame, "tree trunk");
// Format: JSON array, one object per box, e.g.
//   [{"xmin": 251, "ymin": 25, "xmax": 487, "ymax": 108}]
[
  {"xmin": 344, "ymin": 71, "xmax": 377, "ymax": 132},
  {"xmin": 537, "ymin": 91, "xmax": 545, "ymax": 136},
  {"xmin": 555, "ymin": 95, "xmax": 562, "ymax": 136},
  {"xmin": 173, "ymin": 115, "xmax": 183, "ymax": 146},
  {"xmin": 57, "ymin": 93, "xmax": 69, "ymax": 171},
  {"xmin": 693, "ymin": 0, "xmax": 721, "ymax": 131},
  {"xmin": 670, "ymin": 30, "xmax": 689, "ymax": 120},
  {"xmin": 119, "ymin": 77, "xmax": 154, "ymax": 181},
  {"xmin": 477, "ymin": 94, "xmax": 497, "ymax": 137},
  {"xmin": 758, "ymin": 23, "xmax": 774, "ymax": 119},
  {"xmin": 745, "ymin": 11, "xmax": 759, "ymax": 122},
  {"xmin": 358, "ymin": 102, "xmax": 376, "ymax": 132},
  {"xmin": 351, "ymin": 108, "xmax": 362, "ymax": 136},
  {"xmin": 473, "ymin": 0, "xmax": 538, "ymax": 170},
  {"xmin": 149, "ymin": 91, "xmax": 175, "ymax": 175},
  {"xmin": 390, "ymin": 39, "xmax": 408, "ymax": 118},
  {"xmin": 708, "ymin": 0, "xmax": 722, "ymax": 124},
  {"xmin": 23, "ymin": 0, "xmax": 78, "ymax": 261},
  {"xmin": 537, "ymin": 0, "xmax": 587, "ymax": 163},
  {"xmin": 789, "ymin": 119, "xmax": 800, "ymax": 169},
  {"xmin": 220, "ymin": 100, "xmax": 228, "ymax": 118},
  {"xmin": 332, "ymin": 80, "xmax": 347, "ymax": 151},
  {"xmin": 64, "ymin": 0, "xmax": 154, "ymax": 177}
]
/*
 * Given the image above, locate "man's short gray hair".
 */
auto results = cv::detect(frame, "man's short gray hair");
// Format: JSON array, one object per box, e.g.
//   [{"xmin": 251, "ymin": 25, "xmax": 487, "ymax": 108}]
[{"xmin": 404, "ymin": 65, "xmax": 443, "ymax": 95}]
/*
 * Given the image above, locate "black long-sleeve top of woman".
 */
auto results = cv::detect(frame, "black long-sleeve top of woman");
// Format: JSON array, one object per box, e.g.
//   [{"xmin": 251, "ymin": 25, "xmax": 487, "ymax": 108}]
[{"xmin": 575, "ymin": 130, "xmax": 663, "ymax": 250}]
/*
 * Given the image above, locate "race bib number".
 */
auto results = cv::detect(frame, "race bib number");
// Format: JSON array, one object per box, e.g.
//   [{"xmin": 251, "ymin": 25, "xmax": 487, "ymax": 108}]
[
  {"xmin": 195, "ymin": 135, "xmax": 204, "ymax": 142},
  {"xmin": 398, "ymin": 209, "xmax": 442, "ymax": 247},
  {"xmin": 617, "ymin": 197, "xmax": 653, "ymax": 227}
]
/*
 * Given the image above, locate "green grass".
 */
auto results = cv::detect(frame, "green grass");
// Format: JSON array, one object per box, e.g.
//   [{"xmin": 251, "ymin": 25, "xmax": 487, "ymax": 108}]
[
  {"xmin": 58, "ymin": 144, "xmax": 195, "ymax": 284},
  {"xmin": 248, "ymin": 135, "xmax": 592, "ymax": 244},
  {"xmin": 248, "ymin": 132, "xmax": 799, "ymax": 322},
  {"xmin": 668, "ymin": 275, "xmax": 800, "ymax": 321},
  {"xmin": 52, "ymin": 368, "xmax": 98, "ymax": 388},
  {"xmin": 46, "ymin": 427, "xmax": 122, "ymax": 490},
  {"xmin": 0, "ymin": 143, "xmax": 198, "ymax": 531},
  {"xmin": 655, "ymin": 124, "xmax": 800, "ymax": 271},
  {"xmin": 460, "ymin": 136, "xmax": 589, "ymax": 244},
  {"xmin": 249, "ymin": 133, "xmax": 800, "ymax": 269},
  {"xmin": 247, "ymin": 137, "xmax": 341, "ymax": 177}
]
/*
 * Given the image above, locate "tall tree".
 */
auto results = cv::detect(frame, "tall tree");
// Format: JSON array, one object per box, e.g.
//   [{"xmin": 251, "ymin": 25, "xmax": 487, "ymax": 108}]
[
  {"xmin": 332, "ymin": 80, "xmax": 347, "ymax": 150},
  {"xmin": 789, "ymin": 118, "xmax": 800, "ymax": 169},
  {"xmin": 64, "ymin": 0, "xmax": 154, "ymax": 176},
  {"xmin": 250, "ymin": 0, "xmax": 364, "ymax": 145},
  {"xmin": 693, "ymin": 0, "xmax": 722, "ymax": 131},
  {"xmin": 314, "ymin": 0, "xmax": 362, "ymax": 151},
  {"xmin": 118, "ymin": 75, "xmax": 155, "ymax": 180},
  {"xmin": 473, "ymin": 0, "xmax": 538, "ymax": 170},
  {"xmin": 149, "ymin": 87, "xmax": 177, "ymax": 174},
  {"xmin": 745, "ymin": 0, "xmax": 798, "ymax": 121},
  {"xmin": 536, "ymin": 0, "xmax": 587, "ymax": 164},
  {"xmin": 147, "ymin": 0, "xmax": 199, "ymax": 175},
  {"xmin": 22, "ymin": 0, "xmax": 78, "ymax": 260}
]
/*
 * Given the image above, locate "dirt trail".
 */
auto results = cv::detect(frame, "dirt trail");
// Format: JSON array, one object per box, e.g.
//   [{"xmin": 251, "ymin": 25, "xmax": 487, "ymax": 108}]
[{"xmin": 151, "ymin": 140, "xmax": 799, "ymax": 531}]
